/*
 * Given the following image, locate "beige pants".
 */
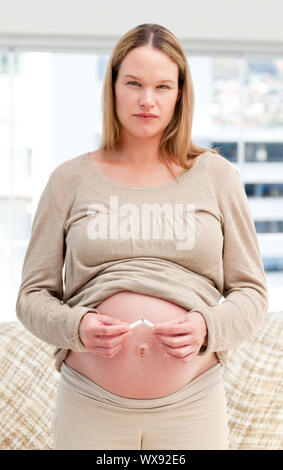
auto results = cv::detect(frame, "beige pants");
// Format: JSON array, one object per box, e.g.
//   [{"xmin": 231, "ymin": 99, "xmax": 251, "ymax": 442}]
[{"xmin": 52, "ymin": 361, "xmax": 230, "ymax": 450}]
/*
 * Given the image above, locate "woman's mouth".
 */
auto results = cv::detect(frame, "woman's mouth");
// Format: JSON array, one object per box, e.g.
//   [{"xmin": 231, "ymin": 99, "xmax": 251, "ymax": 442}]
[{"xmin": 134, "ymin": 115, "xmax": 157, "ymax": 120}]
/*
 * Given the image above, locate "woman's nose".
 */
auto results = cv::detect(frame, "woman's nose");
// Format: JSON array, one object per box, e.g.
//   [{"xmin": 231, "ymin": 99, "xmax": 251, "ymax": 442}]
[{"xmin": 139, "ymin": 90, "xmax": 155, "ymax": 106}]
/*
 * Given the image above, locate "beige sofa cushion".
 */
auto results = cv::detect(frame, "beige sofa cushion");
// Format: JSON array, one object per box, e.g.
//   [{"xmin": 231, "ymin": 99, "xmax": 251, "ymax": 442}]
[
  {"xmin": 0, "ymin": 321, "xmax": 59, "ymax": 450},
  {"xmin": 222, "ymin": 311, "xmax": 283, "ymax": 450},
  {"xmin": 0, "ymin": 312, "xmax": 282, "ymax": 450}
]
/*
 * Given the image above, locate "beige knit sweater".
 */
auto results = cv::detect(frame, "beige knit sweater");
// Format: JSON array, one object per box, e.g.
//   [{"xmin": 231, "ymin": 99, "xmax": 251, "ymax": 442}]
[{"xmin": 15, "ymin": 151, "xmax": 269, "ymax": 371}]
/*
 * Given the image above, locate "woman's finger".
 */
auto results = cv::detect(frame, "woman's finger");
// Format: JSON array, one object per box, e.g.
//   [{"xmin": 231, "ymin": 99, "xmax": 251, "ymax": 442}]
[
  {"xmin": 154, "ymin": 316, "xmax": 186, "ymax": 331},
  {"xmin": 96, "ymin": 323, "xmax": 130, "ymax": 337},
  {"xmin": 154, "ymin": 321, "xmax": 190, "ymax": 336},
  {"xmin": 162, "ymin": 343, "xmax": 193, "ymax": 358},
  {"xmin": 156, "ymin": 333, "xmax": 192, "ymax": 348},
  {"xmin": 92, "ymin": 342, "xmax": 122, "ymax": 358},
  {"xmin": 94, "ymin": 331, "xmax": 129, "ymax": 347},
  {"xmin": 95, "ymin": 313, "xmax": 129, "ymax": 326},
  {"xmin": 180, "ymin": 351, "xmax": 195, "ymax": 363}
]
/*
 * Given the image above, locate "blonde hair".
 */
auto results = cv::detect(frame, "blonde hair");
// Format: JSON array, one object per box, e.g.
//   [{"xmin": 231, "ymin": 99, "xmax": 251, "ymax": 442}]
[{"xmin": 100, "ymin": 23, "xmax": 220, "ymax": 178}]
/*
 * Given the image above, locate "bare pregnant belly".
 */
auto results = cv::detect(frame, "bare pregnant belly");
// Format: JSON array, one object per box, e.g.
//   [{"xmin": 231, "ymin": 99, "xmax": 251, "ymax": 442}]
[{"xmin": 65, "ymin": 291, "xmax": 219, "ymax": 398}]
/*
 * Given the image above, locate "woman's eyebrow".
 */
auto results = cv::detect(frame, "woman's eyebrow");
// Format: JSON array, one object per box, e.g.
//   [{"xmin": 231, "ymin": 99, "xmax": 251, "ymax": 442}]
[{"xmin": 123, "ymin": 74, "xmax": 175, "ymax": 84}]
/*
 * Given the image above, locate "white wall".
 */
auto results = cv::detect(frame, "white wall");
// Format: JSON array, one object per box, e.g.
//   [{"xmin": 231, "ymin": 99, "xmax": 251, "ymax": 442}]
[{"xmin": 0, "ymin": 0, "xmax": 282, "ymax": 53}]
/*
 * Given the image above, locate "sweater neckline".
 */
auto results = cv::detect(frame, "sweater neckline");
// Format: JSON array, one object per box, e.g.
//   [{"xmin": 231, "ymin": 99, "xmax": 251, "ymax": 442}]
[{"xmin": 84, "ymin": 151, "xmax": 206, "ymax": 192}]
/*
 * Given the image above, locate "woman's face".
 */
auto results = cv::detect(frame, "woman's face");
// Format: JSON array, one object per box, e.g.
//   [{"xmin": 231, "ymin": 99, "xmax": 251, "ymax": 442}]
[{"xmin": 114, "ymin": 45, "xmax": 181, "ymax": 140}]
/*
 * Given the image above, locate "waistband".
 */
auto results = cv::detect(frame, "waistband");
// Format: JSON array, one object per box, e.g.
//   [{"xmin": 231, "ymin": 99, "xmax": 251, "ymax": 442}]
[{"xmin": 60, "ymin": 361, "xmax": 224, "ymax": 413}]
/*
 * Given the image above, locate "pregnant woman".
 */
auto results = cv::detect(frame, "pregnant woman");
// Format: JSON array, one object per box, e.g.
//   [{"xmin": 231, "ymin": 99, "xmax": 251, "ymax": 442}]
[{"xmin": 16, "ymin": 23, "xmax": 269, "ymax": 450}]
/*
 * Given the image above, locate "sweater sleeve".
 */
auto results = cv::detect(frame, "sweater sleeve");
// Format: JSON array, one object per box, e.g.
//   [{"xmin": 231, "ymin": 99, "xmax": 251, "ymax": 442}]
[
  {"xmin": 196, "ymin": 163, "xmax": 269, "ymax": 355},
  {"xmin": 15, "ymin": 166, "xmax": 98, "ymax": 351}
]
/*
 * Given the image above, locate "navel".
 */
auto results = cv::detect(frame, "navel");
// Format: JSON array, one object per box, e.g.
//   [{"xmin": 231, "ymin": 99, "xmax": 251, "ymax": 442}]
[{"xmin": 135, "ymin": 343, "xmax": 150, "ymax": 358}]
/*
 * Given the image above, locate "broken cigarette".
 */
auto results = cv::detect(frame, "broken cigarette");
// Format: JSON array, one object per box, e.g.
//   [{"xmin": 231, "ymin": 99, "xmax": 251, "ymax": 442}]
[
  {"xmin": 129, "ymin": 318, "xmax": 155, "ymax": 329},
  {"xmin": 129, "ymin": 319, "xmax": 143, "ymax": 329}
]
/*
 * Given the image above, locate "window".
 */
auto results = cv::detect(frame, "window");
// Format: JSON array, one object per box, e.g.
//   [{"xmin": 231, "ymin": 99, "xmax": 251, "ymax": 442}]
[
  {"xmin": 245, "ymin": 143, "xmax": 283, "ymax": 163},
  {"xmin": 189, "ymin": 56, "xmax": 283, "ymax": 312},
  {"xmin": 245, "ymin": 183, "xmax": 283, "ymax": 197}
]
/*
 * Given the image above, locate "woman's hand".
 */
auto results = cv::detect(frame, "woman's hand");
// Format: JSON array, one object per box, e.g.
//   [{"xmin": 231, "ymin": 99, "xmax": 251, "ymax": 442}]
[
  {"xmin": 153, "ymin": 311, "xmax": 208, "ymax": 362},
  {"xmin": 78, "ymin": 311, "xmax": 131, "ymax": 358}
]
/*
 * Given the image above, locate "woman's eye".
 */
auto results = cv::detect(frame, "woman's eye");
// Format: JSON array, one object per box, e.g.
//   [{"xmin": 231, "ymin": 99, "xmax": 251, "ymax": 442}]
[{"xmin": 127, "ymin": 81, "xmax": 169, "ymax": 89}]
